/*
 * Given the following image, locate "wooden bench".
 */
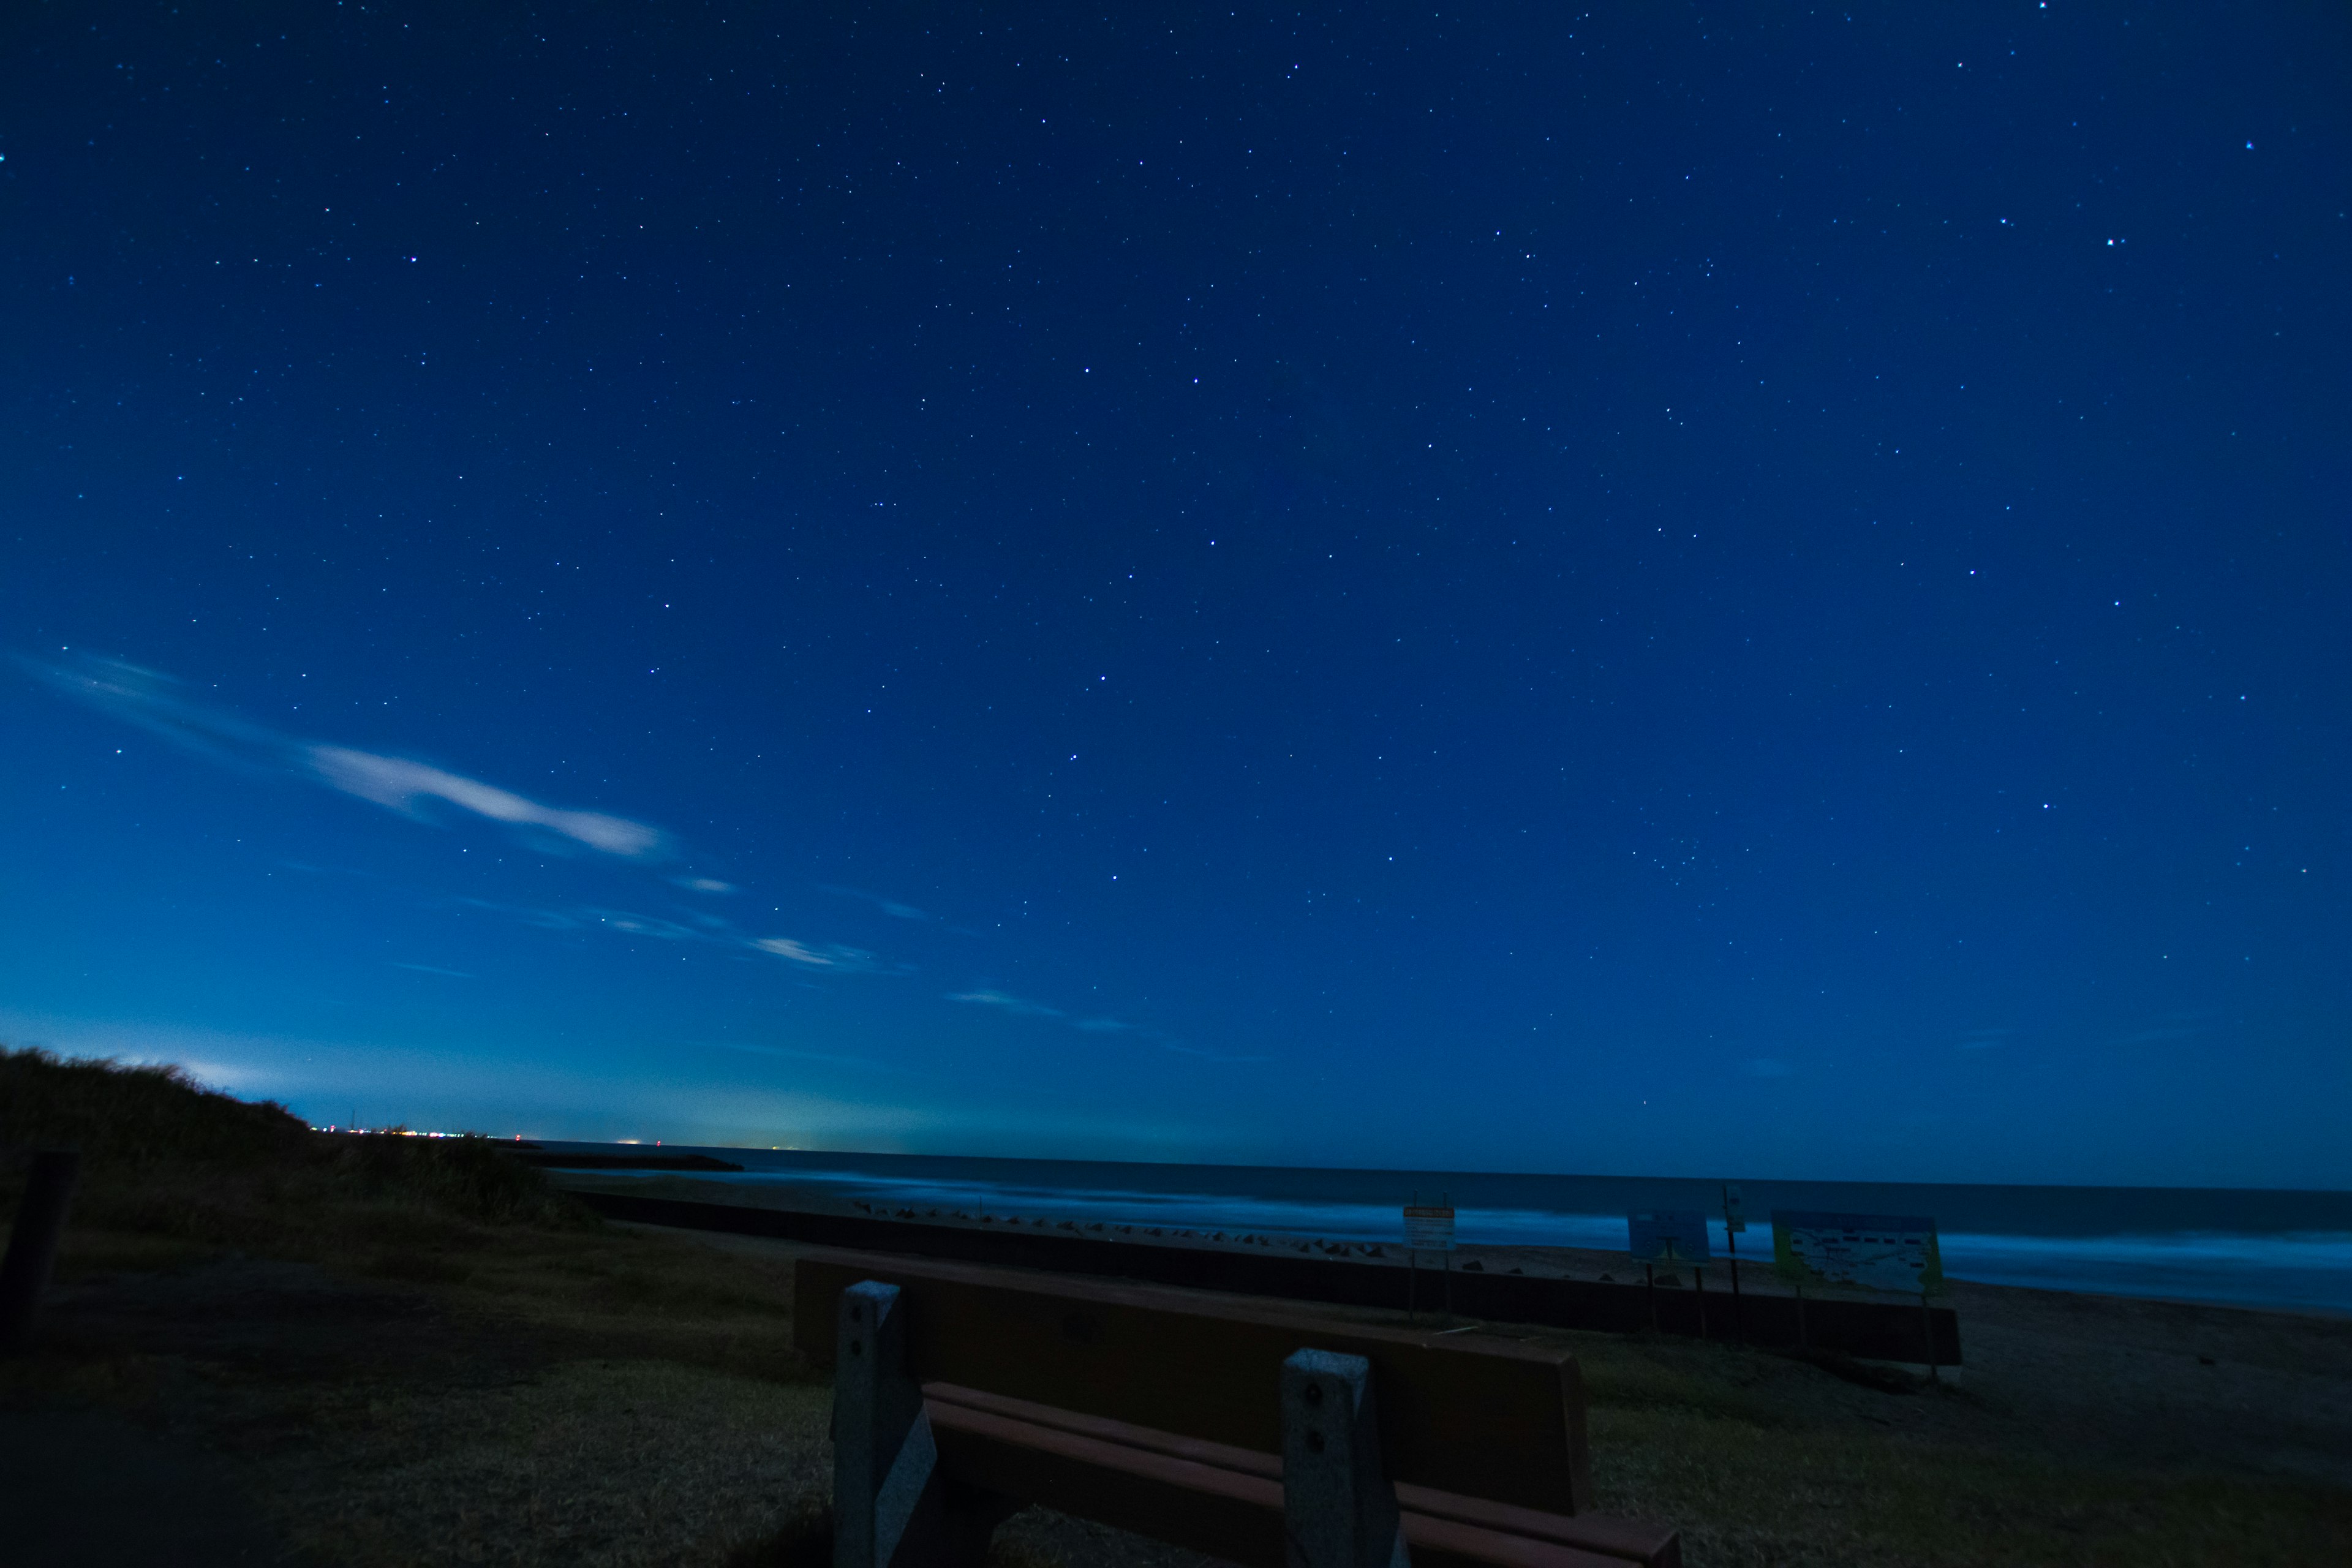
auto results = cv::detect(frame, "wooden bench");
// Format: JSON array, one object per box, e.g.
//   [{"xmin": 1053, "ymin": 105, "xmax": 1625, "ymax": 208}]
[{"xmin": 793, "ymin": 1248, "xmax": 1680, "ymax": 1568}]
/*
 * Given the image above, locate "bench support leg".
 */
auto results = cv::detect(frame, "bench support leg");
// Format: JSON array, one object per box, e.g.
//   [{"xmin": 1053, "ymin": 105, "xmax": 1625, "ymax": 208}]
[
  {"xmin": 835, "ymin": 1280, "xmax": 995, "ymax": 1568},
  {"xmin": 0, "ymin": 1151, "xmax": 80, "ymax": 1356},
  {"xmin": 1281, "ymin": 1348, "xmax": 1409, "ymax": 1568}
]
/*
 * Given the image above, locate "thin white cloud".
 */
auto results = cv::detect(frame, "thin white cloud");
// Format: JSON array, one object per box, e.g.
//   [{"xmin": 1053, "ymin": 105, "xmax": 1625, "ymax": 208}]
[
  {"xmin": 454, "ymin": 897, "xmax": 584, "ymax": 930},
  {"xmin": 946, "ymin": 992, "xmax": 1257, "ymax": 1063},
  {"xmin": 26, "ymin": 654, "xmax": 278, "ymax": 767},
  {"xmin": 946, "ymin": 989, "xmax": 1064, "ymax": 1018},
  {"xmin": 308, "ymin": 745, "xmax": 666, "ymax": 858},
  {"xmin": 756, "ymin": 937, "xmax": 886, "ymax": 972},
  {"xmin": 817, "ymin": 883, "xmax": 933, "ymax": 920},
  {"xmin": 1745, "ymin": 1057, "xmax": 1795, "ymax": 1077},
  {"xmin": 452, "ymin": 897, "xmax": 894, "ymax": 974},
  {"xmin": 27, "ymin": 652, "xmax": 670, "ymax": 862},
  {"xmin": 1148, "ymin": 1039, "xmax": 1274, "ymax": 1064},
  {"xmin": 391, "ymin": 962, "xmax": 473, "ymax": 978},
  {"xmin": 586, "ymin": 908, "xmax": 707, "ymax": 943},
  {"xmin": 23, "ymin": 652, "xmax": 1189, "ymax": 1034}
]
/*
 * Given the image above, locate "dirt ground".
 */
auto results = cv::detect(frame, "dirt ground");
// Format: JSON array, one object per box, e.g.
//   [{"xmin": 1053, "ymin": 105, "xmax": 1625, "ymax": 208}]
[
  {"xmin": 3, "ymin": 1224, "xmax": 2348, "ymax": 1567},
  {"xmin": 0, "ymin": 1229, "xmax": 833, "ymax": 1567},
  {"xmin": 1457, "ymin": 1238, "xmax": 2352, "ymax": 1488}
]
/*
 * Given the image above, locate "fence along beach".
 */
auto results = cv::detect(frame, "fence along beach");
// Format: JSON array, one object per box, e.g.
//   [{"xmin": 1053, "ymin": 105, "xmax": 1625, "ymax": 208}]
[{"xmin": 528, "ymin": 1144, "xmax": 2352, "ymax": 1317}]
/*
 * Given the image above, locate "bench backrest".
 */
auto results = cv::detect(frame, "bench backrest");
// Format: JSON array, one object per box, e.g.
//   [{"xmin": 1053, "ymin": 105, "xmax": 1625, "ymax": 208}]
[{"xmin": 793, "ymin": 1246, "xmax": 1593, "ymax": 1515}]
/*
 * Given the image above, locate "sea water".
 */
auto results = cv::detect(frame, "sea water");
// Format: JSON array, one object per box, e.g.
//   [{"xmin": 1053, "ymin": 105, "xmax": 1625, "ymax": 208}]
[{"xmin": 542, "ymin": 1145, "xmax": 2352, "ymax": 1316}]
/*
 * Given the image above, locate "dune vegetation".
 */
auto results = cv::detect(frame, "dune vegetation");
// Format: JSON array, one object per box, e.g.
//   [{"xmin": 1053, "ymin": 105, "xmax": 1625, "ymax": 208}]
[{"xmin": 1, "ymin": 1047, "xmax": 832, "ymax": 1565}]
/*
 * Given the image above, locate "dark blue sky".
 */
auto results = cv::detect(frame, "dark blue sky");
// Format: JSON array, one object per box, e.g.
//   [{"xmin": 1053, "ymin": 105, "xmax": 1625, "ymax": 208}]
[{"xmin": 4, "ymin": 3, "xmax": 2345, "ymax": 1186}]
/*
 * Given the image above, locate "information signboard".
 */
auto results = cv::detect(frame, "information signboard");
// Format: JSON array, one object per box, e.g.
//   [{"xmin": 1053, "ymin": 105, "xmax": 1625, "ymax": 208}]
[
  {"xmin": 1771, "ymin": 1210, "xmax": 1944, "ymax": 1295},
  {"xmin": 1721, "ymin": 1183, "xmax": 1747, "ymax": 1234},
  {"xmin": 1402, "ymin": 1203, "xmax": 1456, "ymax": 1253},
  {"xmin": 1627, "ymin": 1210, "xmax": 1713, "ymax": 1265}
]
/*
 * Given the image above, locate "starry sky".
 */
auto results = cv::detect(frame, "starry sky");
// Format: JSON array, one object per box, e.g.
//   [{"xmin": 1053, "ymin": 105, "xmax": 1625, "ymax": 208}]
[{"xmin": 4, "ymin": 4, "xmax": 2346, "ymax": 1188}]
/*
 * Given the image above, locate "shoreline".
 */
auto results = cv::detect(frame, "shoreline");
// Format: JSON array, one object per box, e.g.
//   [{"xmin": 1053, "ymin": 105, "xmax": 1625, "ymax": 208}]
[{"xmin": 549, "ymin": 1169, "xmax": 2352, "ymax": 1324}]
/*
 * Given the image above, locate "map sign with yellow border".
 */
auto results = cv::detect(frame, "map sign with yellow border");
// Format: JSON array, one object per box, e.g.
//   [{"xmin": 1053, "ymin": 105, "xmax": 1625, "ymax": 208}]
[{"xmin": 1771, "ymin": 1210, "xmax": 1944, "ymax": 1295}]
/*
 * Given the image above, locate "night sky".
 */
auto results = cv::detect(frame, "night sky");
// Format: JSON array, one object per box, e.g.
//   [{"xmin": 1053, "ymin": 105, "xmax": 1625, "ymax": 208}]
[{"xmin": 4, "ymin": 4, "xmax": 2346, "ymax": 1188}]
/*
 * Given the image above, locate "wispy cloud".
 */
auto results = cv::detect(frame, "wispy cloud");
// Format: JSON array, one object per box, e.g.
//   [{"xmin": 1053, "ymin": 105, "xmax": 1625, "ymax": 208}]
[
  {"xmin": 1148, "ymin": 1039, "xmax": 1273, "ymax": 1063},
  {"xmin": 391, "ymin": 962, "xmax": 473, "ymax": 978},
  {"xmin": 1744, "ymin": 1057, "xmax": 1795, "ymax": 1077},
  {"xmin": 26, "ymin": 652, "xmax": 1182, "ymax": 1044},
  {"xmin": 948, "ymin": 989, "xmax": 1264, "ymax": 1062},
  {"xmin": 29, "ymin": 652, "xmax": 280, "ymax": 768},
  {"xmin": 307, "ymin": 745, "xmax": 666, "ymax": 858},
  {"xmin": 584, "ymin": 908, "xmax": 712, "ymax": 943},
  {"xmin": 29, "ymin": 654, "xmax": 671, "ymax": 861},
  {"xmin": 1957, "ymin": 1027, "xmax": 2011, "ymax": 1051},
  {"xmin": 947, "ymin": 989, "xmax": 1064, "ymax": 1017},
  {"xmin": 2114, "ymin": 1018, "xmax": 2215, "ymax": 1046},
  {"xmin": 757, "ymin": 937, "xmax": 888, "ymax": 972},
  {"xmin": 454, "ymin": 896, "xmax": 585, "ymax": 930},
  {"xmin": 818, "ymin": 884, "xmax": 933, "ymax": 921}
]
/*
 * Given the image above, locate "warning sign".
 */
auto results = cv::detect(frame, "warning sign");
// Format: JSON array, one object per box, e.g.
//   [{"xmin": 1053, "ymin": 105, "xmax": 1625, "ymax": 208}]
[{"xmin": 1403, "ymin": 1204, "xmax": 1456, "ymax": 1253}]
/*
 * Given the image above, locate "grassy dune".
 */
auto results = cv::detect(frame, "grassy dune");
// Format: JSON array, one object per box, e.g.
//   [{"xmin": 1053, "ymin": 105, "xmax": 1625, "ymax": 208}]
[
  {"xmin": 6, "ymin": 1047, "xmax": 2349, "ymax": 1567},
  {"xmin": 2, "ymin": 1047, "xmax": 831, "ymax": 1564}
]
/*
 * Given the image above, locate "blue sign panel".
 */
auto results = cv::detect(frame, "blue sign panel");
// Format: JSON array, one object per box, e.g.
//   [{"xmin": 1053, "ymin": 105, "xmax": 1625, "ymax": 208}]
[{"xmin": 1627, "ymin": 1210, "xmax": 1713, "ymax": 1264}]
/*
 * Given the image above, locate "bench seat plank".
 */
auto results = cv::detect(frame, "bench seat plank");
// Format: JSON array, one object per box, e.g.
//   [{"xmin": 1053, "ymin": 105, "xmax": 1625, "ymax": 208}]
[
  {"xmin": 1395, "ymin": 1487, "xmax": 1681, "ymax": 1568},
  {"xmin": 924, "ymin": 1383, "xmax": 1678, "ymax": 1568},
  {"xmin": 927, "ymin": 1389, "xmax": 1287, "ymax": 1567}
]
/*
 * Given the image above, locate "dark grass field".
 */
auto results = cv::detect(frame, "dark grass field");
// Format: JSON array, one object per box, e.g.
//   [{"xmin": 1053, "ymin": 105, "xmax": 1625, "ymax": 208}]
[{"xmin": 5, "ymin": 1047, "xmax": 2350, "ymax": 1567}]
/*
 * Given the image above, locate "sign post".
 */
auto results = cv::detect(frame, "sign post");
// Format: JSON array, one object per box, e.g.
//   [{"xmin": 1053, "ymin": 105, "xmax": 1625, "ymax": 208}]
[
  {"xmin": 1403, "ymin": 1194, "xmax": 1455, "ymax": 1321},
  {"xmin": 1721, "ymin": 1183, "xmax": 1747, "ymax": 1341},
  {"xmin": 1626, "ymin": 1212, "xmax": 1713, "ymax": 1336}
]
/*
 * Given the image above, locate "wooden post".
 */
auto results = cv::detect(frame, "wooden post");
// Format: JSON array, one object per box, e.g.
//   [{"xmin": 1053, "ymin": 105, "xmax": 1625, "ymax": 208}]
[
  {"xmin": 1441, "ymin": 1191, "xmax": 1452, "ymax": 1321},
  {"xmin": 1723, "ymin": 1223, "xmax": 1744, "ymax": 1342},
  {"xmin": 0, "ymin": 1151, "xmax": 80, "ymax": 1355},
  {"xmin": 1405, "ymin": 1191, "xmax": 1416, "ymax": 1322},
  {"xmin": 1280, "ymin": 1348, "xmax": 1409, "ymax": 1568}
]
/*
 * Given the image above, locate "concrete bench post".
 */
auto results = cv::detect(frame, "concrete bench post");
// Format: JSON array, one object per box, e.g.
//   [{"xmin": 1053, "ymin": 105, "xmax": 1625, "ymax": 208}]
[
  {"xmin": 0, "ymin": 1150, "xmax": 81, "ymax": 1355},
  {"xmin": 835, "ymin": 1280, "xmax": 949, "ymax": 1568},
  {"xmin": 1281, "ymin": 1348, "xmax": 1409, "ymax": 1568}
]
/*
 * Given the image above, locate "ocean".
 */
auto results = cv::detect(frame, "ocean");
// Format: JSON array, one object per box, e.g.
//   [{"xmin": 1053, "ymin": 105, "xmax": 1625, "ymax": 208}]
[{"xmin": 538, "ymin": 1145, "xmax": 2352, "ymax": 1317}]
